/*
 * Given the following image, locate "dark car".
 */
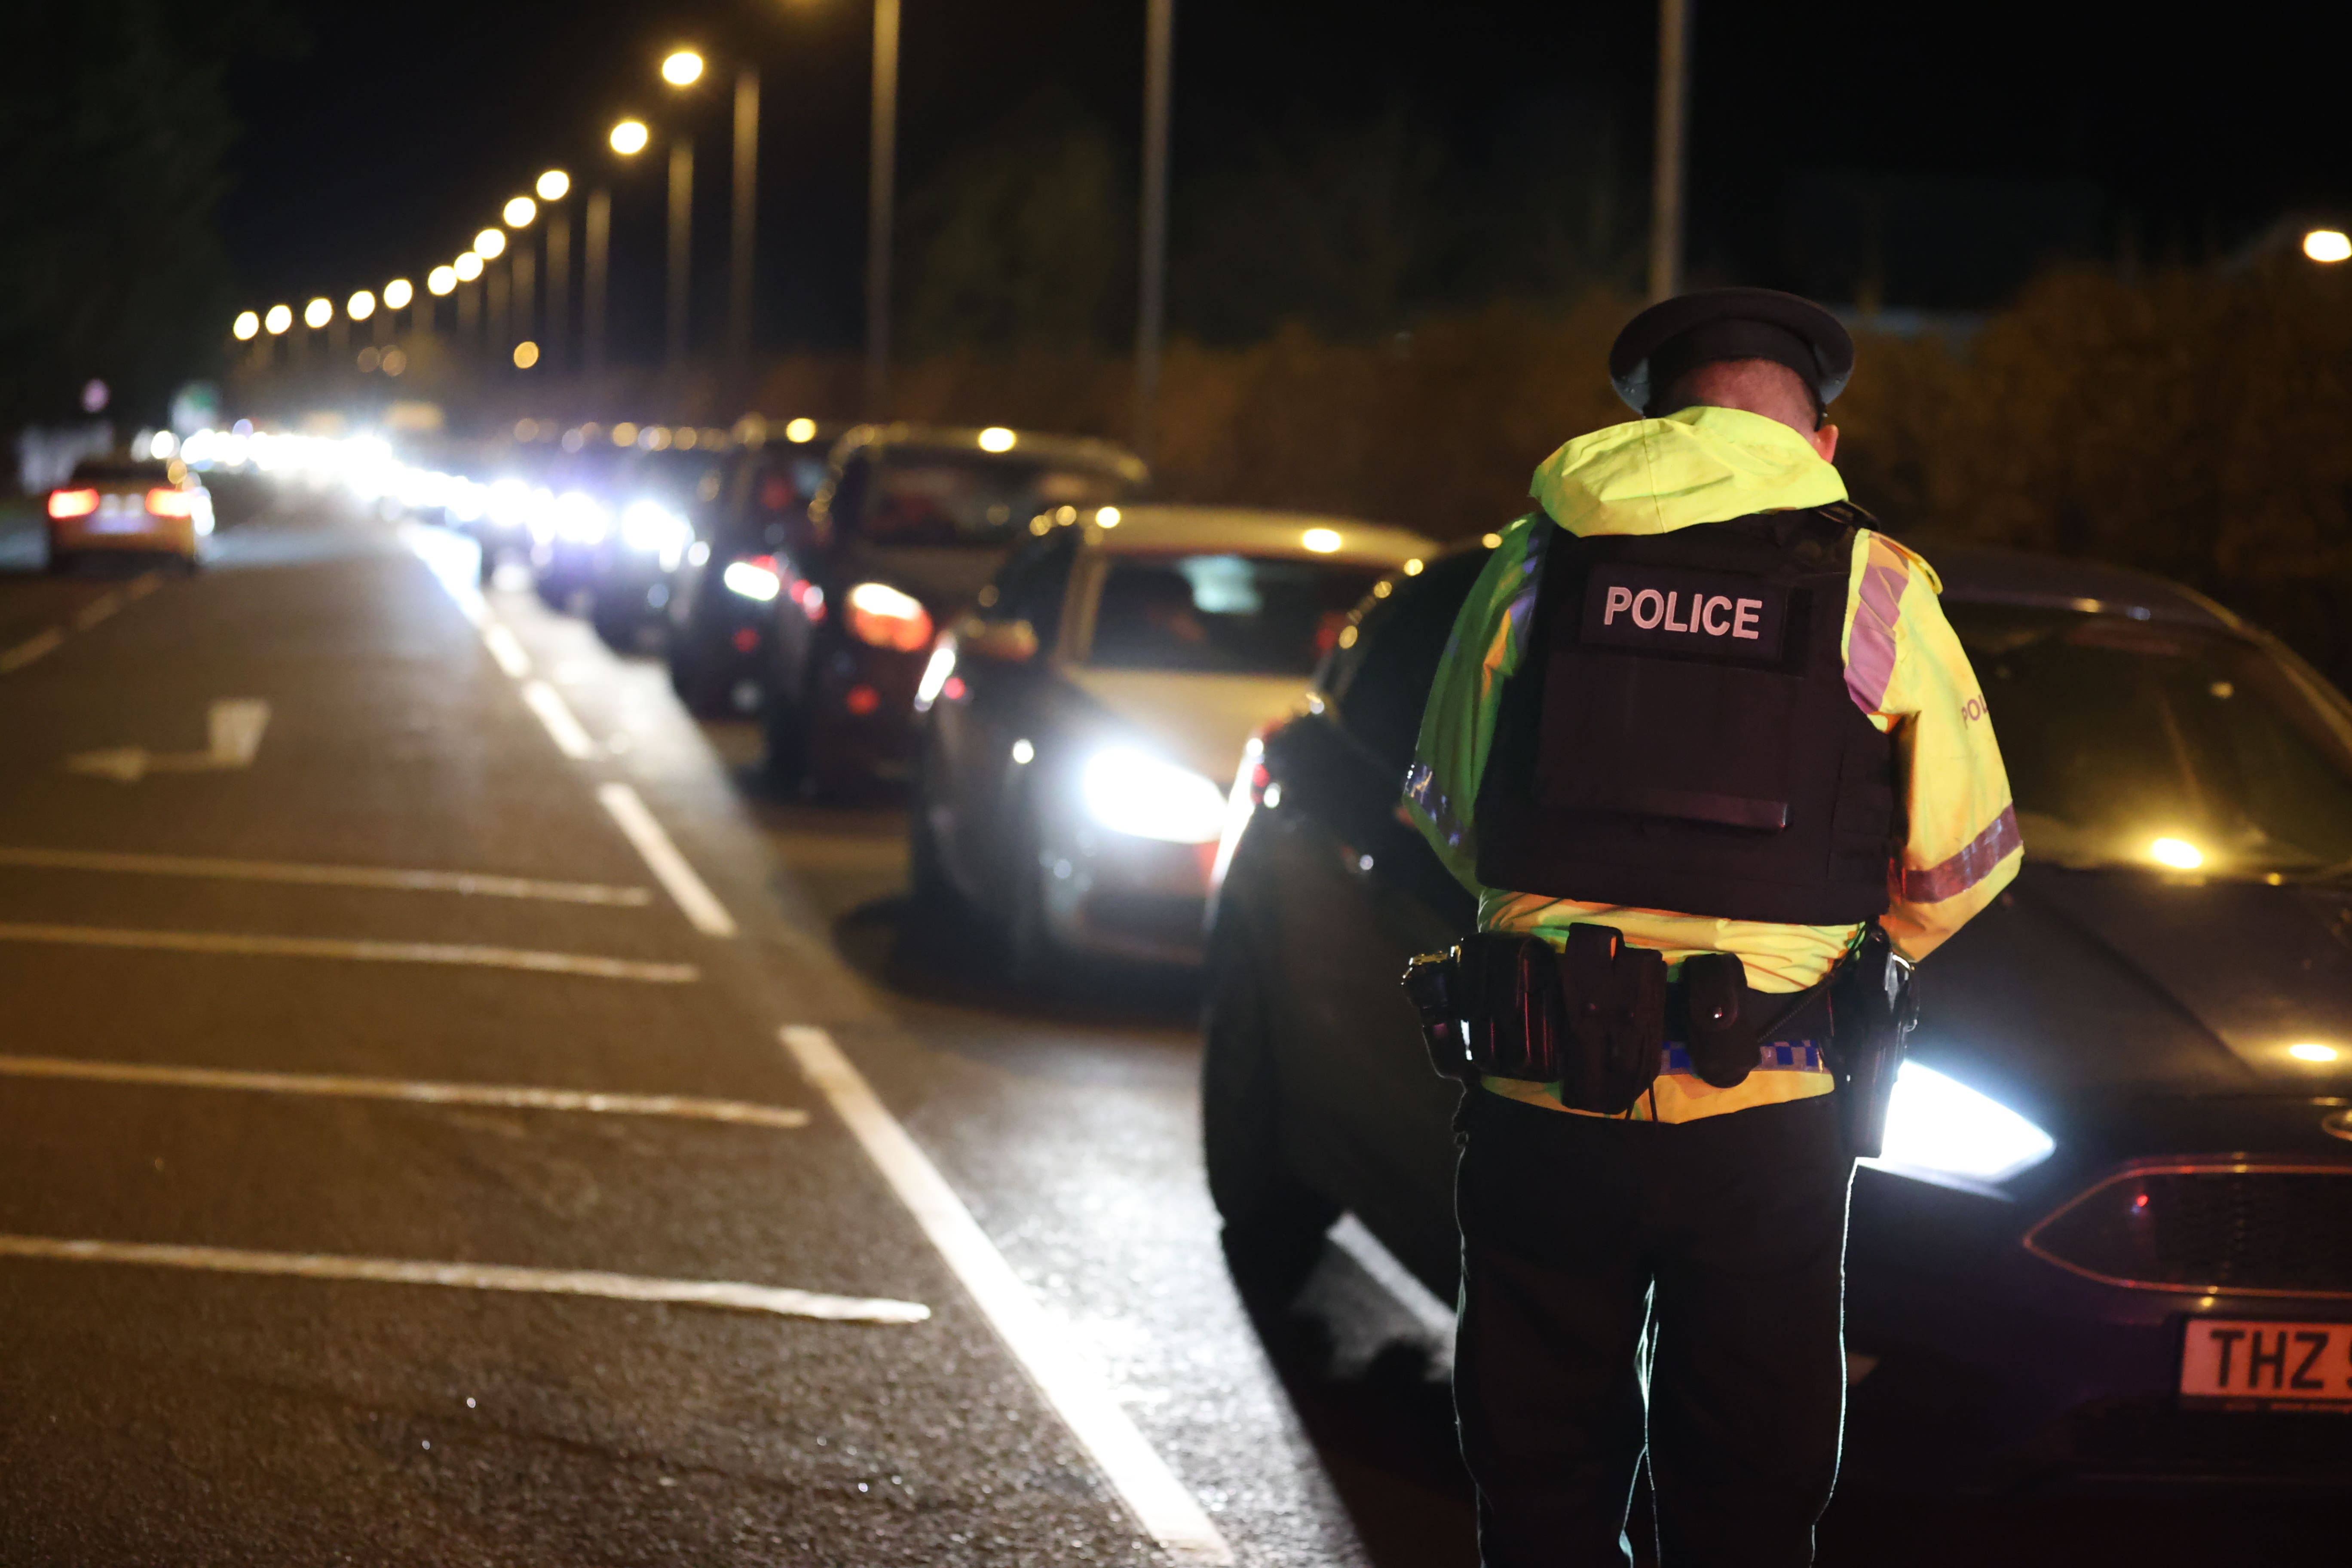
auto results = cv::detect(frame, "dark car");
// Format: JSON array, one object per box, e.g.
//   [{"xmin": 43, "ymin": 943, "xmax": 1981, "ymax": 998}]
[
  {"xmin": 531, "ymin": 441, "xmax": 732, "ymax": 645},
  {"xmin": 1203, "ymin": 536, "xmax": 2352, "ymax": 1488},
  {"xmin": 665, "ymin": 425, "xmax": 842, "ymax": 717},
  {"xmin": 755, "ymin": 423, "xmax": 1147, "ymax": 795}
]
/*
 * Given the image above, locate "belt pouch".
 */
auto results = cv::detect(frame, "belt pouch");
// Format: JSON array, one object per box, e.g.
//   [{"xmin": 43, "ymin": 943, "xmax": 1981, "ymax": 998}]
[
  {"xmin": 1459, "ymin": 934, "xmax": 1563, "ymax": 1081},
  {"xmin": 1558, "ymin": 924, "xmax": 1667, "ymax": 1115},
  {"xmin": 1681, "ymin": 952, "xmax": 1758, "ymax": 1088}
]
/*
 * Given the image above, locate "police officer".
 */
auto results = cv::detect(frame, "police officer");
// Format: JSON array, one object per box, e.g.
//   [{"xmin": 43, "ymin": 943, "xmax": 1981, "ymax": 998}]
[{"xmin": 1400, "ymin": 288, "xmax": 2021, "ymax": 1567}]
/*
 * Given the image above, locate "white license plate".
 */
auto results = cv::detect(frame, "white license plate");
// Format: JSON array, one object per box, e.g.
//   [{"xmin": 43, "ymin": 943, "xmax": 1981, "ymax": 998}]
[{"xmin": 2180, "ymin": 1318, "xmax": 2352, "ymax": 1409}]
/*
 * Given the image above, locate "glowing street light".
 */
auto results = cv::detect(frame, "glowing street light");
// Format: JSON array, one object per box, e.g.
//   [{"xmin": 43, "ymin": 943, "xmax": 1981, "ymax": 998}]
[
  {"xmin": 453, "ymin": 251, "xmax": 483, "ymax": 282},
  {"xmin": 536, "ymin": 169, "xmax": 570, "ymax": 201},
  {"xmin": 503, "ymin": 195, "xmax": 537, "ymax": 228},
  {"xmin": 427, "ymin": 266, "xmax": 457, "ymax": 296},
  {"xmin": 610, "ymin": 119, "xmax": 649, "ymax": 156},
  {"xmin": 513, "ymin": 340, "xmax": 540, "ymax": 369},
  {"xmin": 232, "ymin": 311, "xmax": 260, "ymax": 341},
  {"xmin": 383, "ymin": 278, "xmax": 413, "ymax": 310},
  {"xmin": 474, "ymin": 227, "xmax": 507, "ymax": 260},
  {"xmin": 347, "ymin": 290, "xmax": 376, "ymax": 321},
  {"xmin": 2305, "ymin": 229, "xmax": 2351, "ymax": 263},
  {"xmin": 303, "ymin": 297, "xmax": 332, "ymax": 329},
  {"xmin": 661, "ymin": 49, "xmax": 704, "ymax": 86},
  {"xmin": 265, "ymin": 304, "xmax": 292, "ymax": 335}
]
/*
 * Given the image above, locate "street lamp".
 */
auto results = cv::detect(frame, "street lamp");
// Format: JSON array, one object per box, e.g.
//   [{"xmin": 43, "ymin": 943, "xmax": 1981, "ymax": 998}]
[
  {"xmin": 590, "ymin": 125, "xmax": 647, "ymax": 377},
  {"xmin": 233, "ymin": 311, "xmax": 260, "ymax": 341},
  {"xmin": 503, "ymin": 195, "xmax": 537, "ymax": 228},
  {"xmin": 537, "ymin": 169, "xmax": 570, "ymax": 201},
  {"xmin": 453, "ymin": 251, "xmax": 483, "ymax": 282},
  {"xmin": 662, "ymin": 49, "xmax": 704, "ymax": 86},
  {"xmin": 303, "ymin": 297, "xmax": 332, "ymax": 329},
  {"xmin": 429, "ymin": 266, "xmax": 458, "ymax": 295},
  {"xmin": 383, "ymin": 279, "xmax": 413, "ymax": 310},
  {"xmin": 868, "ymin": 0, "xmax": 899, "ymax": 414},
  {"xmin": 658, "ymin": 53, "xmax": 704, "ymax": 374},
  {"xmin": 474, "ymin": 227, "xmax": 507, "ymax": 260},
  {"xmin": 610, "ymin": 118, "xmax": 649, "ymax": 155},
  {"xmin": 2305, "ymin": 229, "xmax": 2351, "ymax": 263},
  {"xmin": 265, "ymin": 304, "xmax": 292, "ymax": 334},
  {"xmin": 347, "ymin": 290, "xmax": 376, "ymax": 321}
]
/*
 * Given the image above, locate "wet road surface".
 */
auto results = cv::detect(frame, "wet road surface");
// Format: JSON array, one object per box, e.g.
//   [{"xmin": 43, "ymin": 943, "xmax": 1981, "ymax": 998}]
[{"xmin": 0, "ymin": 496, "xmax": 2340, "ymax": 1565}]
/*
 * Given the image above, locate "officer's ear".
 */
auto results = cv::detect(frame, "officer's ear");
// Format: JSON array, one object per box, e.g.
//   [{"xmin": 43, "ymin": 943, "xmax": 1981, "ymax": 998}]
[{"xmin": 1810, "ymin": 423, "xmax": 1839, "ymax": 463}]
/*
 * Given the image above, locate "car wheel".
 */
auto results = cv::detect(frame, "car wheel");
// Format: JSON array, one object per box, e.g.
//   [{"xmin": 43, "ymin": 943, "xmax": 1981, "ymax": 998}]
[{"xmin": 1202, "ymin": 923, "xmax": 1340, "ymax": 1301}]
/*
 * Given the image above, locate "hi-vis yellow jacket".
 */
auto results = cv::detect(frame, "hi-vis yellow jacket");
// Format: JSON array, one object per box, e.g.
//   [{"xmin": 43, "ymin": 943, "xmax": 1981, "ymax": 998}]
[{"xmin": 1403, "ymin": 405, "xmax": 2021, "ymax": 1123}]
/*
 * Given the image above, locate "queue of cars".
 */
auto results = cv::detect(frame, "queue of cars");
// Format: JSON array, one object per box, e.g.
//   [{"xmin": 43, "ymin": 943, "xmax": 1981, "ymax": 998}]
[{"xmin": 374, "ymin": 409, "xmax": 2352, "ymax": 1491}]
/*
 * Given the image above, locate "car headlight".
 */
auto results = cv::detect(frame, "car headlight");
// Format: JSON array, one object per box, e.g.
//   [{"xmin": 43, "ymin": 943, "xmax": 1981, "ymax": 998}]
[
  {"xmin": 845, "ymin": 580, "xmax": 934, "ymax": 652},
  {"xmin": 551, "ymin": 488, "xmax": 608, "ymax": 543},
  {"xmin": 620, "ymin": 499, "xmax": 688, "ymax": 555},
  {"xmin": 1081, "ymin": 747, "xmax": 1228, "ymax": 844},
  {"xmin": 723, "ymin": 555, "xmax": 781, "ymax": 601},
  {"xmin": 1866, "ymin": 1062, "xmax": 2055, "ymax": 1186}
]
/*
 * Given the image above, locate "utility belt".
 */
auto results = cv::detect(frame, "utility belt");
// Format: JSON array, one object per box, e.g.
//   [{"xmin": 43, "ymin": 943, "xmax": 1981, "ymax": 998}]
[{"xmin": 1402, "ymin": 923, "xmax": 1916, "ymax": 1155}]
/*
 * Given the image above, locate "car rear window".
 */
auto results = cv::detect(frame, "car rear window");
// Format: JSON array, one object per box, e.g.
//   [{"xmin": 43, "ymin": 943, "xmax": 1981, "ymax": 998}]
[
  {"xmin": 1087, "ymin": 554, "xmax": 1385, "ymax": 677},
  {"xmin": 69, "ymin": 459, "xmax": 175, "ymax": 482},
  {"xmin": 856, "ymin": 452, "xmax": 1125, "ymax": 548}
]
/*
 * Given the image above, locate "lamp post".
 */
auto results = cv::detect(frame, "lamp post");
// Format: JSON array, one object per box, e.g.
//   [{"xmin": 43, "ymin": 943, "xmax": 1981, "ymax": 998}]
[
  {"xmin": 731, "ymin": 64, "xmax": 758, "ymax": 395},
  {"xmin": 867, "ymin": 0, "xmax": 900, "ymax": 416},
  {"xmin": 539, "ymin": 170, "xmax": 572, "ymax": 373},
  {"xmin": 1648, "ymin": 0, "xmax": 1693, "ymax": 302},
  {"xmin": 596, "ymin": 120, "xmax": 648, "ymax": 380},
  {"xmin": 659, "ymin": 50, "xmax": 705, "ymax": 375},
  {"xmin": 505, "ymin": 196, "xmax": 538, "ymax": 368},
  {"xmin": 1132, "ymin": 0, "xmax": 1175, "ymax": 463}
]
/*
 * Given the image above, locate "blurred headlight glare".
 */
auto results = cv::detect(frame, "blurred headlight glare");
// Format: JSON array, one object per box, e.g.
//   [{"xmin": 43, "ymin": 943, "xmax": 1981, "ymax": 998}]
[
  {"xmin": 620, "ymin": 499, "xmax": 688, "ymax": 555},
  {"xmin": 723, "ymin": 558, "xmax": 782, "ymax": 602},
  {"xmin": 1865, "ymin": 1062, "xmax": 2055, "ymax": 1186},
  {"xmin": 1081, "ymin": 747, "xmax": 1228, "ymax": 844}
]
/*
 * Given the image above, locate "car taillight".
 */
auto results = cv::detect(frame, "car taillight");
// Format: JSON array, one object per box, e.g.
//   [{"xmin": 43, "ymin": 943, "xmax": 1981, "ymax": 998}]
[
  {"xmin": 845, "ymin": 581, "xmax": 933, "ymax": 652},
  {"xmin": 145, "ymin": 487, "xmax": 195, "ymax": 518},
  {"xmin": 48, "ymin": 488, "xmax": 99, "ymax": 520}
]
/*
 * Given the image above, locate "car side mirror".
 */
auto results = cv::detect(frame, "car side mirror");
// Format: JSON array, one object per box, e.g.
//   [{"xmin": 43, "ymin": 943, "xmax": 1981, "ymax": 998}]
[{"xmin": 956, "ymin": 616, "xmax": 1038, "ymax": 664}]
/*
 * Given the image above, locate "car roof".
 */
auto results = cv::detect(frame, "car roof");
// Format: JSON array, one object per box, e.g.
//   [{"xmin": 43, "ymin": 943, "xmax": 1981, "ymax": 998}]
[
  {"xmin": 1083, "ymin": 504, "xmax": 1436, "ymax": 566},
  {"xmin": 1905, "ymin": 535, "xmax": 2240, "ymax": 631},
  {"xmin": 839, "ymin": 422, "xmax": 1149, "ymax": 484}
]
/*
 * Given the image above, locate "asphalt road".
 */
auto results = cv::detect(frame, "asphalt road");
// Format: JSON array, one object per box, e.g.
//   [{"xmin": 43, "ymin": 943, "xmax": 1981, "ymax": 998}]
[{"xmin": 0, "ymin": 494, "xmax": 2339, "ymax": 1566}]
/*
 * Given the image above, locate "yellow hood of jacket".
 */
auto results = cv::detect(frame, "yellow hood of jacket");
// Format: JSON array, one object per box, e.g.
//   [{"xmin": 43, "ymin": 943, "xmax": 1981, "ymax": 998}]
[{"xmin": 1530, "ymin": 404, "xmax": 1848, "ymax": 538}]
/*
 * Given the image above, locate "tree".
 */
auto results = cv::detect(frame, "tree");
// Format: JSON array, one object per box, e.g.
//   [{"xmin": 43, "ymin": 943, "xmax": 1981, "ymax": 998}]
[{"xmin": 0, "ymin": 0, "xmax": 246, "ymax": 435}]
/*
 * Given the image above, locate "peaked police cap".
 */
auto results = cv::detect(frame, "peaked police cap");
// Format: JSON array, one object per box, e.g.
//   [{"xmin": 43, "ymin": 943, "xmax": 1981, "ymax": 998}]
[{"xmin": 1608, "ymin": 287, "xmax": 1854, "ymax": 418}]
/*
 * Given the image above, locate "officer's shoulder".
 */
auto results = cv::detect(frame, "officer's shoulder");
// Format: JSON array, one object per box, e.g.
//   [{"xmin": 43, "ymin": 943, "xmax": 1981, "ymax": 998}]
[{"xmin": 1819, "ymin": 502, "xmax": 1945, "ymax": 594}]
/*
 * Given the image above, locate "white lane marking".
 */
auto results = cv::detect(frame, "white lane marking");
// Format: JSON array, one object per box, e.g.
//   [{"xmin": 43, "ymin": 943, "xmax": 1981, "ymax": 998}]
[
  {"xmin": 0, "ymin": 844, "xmax": 653, "ymax": 906},
  {"xmin": 0, "ymin": 1054, "xmax": 810, "ymax": 1129},
  {"xmin": 781, "ymin": 1025, "xmax": 1234, "ymax": 1565},
  {"xmin": 522, "ymin": 680, "xmax": 596, "ymax": 759},
  {"xmin": 0, "ymin": 1236, "xmax": 928, "ymax": 1324},
  {"xmin": 597, "ymin": 784, "xmax": 738, "ymax": 937},
  {"xmin": 481, "ymin": 622, "xmax": 533, "ymax": 678},
  {"xmin": 0, "ymin": 922, "xmax": 698, "ymax": 983},
  {"xmin": 1329, "ymin": 1214, "xmax": 1458, "ymax": 1358},
  {"xmin": 73, "ymin": 593, "xmax": 122, "ymax": 631},
  {"xmin": 0, "ymin": 627, "xmax": 65, "ymax": 673},
  {"xmin": 67, "ymin": 698, "xmax": 271, "ymax": 782}
]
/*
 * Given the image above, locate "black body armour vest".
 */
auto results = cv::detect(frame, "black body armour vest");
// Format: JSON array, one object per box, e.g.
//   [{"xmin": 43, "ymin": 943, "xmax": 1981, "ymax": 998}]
[{"xmin": 1475, "ymin": 503, "xmax": 1896, "ymax": 925}]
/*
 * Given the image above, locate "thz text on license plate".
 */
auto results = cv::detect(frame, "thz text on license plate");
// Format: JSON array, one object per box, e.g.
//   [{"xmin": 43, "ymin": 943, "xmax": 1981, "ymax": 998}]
[{"xmin": 2179, "ymin": 1318, "xmax": 2352, "ymax": 1409}]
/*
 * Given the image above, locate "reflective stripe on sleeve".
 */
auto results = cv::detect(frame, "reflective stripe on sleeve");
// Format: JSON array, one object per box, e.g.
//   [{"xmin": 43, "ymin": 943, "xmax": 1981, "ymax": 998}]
[
  {"xmin": 1901, "ymin": 803, "xmax": 2023, "ymax": 903},
  {"xmin": 1844, "ymin": 536, "xmax": 1909, "ymax": 715}
]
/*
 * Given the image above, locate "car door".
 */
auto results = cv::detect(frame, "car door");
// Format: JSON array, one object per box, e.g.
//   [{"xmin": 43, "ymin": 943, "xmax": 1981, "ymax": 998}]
[
  {"xmin": 1261, "ymin": 550, "xmax": 1485, "ymax": 1284},
  {"xmin": 936, "ymin": 533, "xmax": 1078, "ymax": 895}
]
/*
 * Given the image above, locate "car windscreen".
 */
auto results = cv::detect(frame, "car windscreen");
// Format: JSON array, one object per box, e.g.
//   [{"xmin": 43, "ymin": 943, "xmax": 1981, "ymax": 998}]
[
  {"xmin": 1087, "ymin": 554, "xmax": 1386, "ymax": 677},
  {"xmin": 855, "ymin": 452, "xmax": 1124, "ymax": 548},
  {"xmin": 1952, "ymin": 603, "xmax": 2352, "ymax": 876}
]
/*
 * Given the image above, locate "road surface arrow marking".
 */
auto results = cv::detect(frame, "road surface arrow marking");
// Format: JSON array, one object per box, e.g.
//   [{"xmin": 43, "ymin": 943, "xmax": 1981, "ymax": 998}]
[{"xmin": 66, "ymin": 699, "xmax": 270, "ymax": 782}]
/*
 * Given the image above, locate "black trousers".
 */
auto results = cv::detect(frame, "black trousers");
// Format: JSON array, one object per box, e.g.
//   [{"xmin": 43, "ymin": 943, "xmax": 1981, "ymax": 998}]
[{"xmin": 1454, "ymin": 1090, "xmax": 1855, "ymax": 1568}]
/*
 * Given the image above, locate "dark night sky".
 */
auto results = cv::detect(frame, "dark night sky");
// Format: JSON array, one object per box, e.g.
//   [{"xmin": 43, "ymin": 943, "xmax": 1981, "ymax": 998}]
[{"xmin": 217, "ymin": 1, "xmax": 2352, "ymax": 354}]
